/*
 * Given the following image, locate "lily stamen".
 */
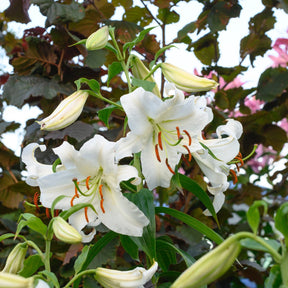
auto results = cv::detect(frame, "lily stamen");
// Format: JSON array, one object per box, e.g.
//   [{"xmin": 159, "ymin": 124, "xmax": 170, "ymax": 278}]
[
  {"xmin": 176, "ymin": 126, "xmax": 181, "ymax": 140},
  {"xmin": 165, "ymin": 158, "xmax": 175, "ymax": 175},
  {"xmin": 99, "ymin": 184, "xmax": 105, "ymax": 213},
  {"xmin": 183, "ymin": 145, "xmax": 192, "ymax": 162},
  {"xmin": 155, "ymin": 144, "xmax": 161, "ymax": 162},
  {"xmin": 86, "ymin": 176, "xmax": 91, "ymax": 190},
  {"xmin": 84, "ymin": 207, "xmax": 89, "ymax": 222},
  {"xmin": 158, "ymin": 132, "xmax": 163, "ymax": 150},
  {"xmin": 34, "ymin": 192, "xmax": 40, "ymax": 212},
  {"xmin": 230, "ymin": 169, "xmax": 238, "ymax": 184},
  {"xmin": 183, "ymin": 130, "xmax": 192, "ymax": 145}
]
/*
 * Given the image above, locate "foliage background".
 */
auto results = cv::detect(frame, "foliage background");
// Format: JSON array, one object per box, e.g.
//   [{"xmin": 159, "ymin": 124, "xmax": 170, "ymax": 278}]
[{"xmin": 0, "ymin": 0, "xmax": 288, "ymax": 287}]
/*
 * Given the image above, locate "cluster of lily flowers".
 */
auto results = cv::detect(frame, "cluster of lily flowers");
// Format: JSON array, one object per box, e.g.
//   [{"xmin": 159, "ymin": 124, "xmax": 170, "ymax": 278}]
[{"xmin": 1, "ymin": 26, "xmax": 244, "ymax": 288}]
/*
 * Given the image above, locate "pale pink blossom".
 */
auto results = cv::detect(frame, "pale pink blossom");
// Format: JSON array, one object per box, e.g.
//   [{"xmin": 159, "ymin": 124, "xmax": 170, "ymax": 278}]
[{"xmin": 269, "ymin": 37, "xmax": 288, "ymax": 67}]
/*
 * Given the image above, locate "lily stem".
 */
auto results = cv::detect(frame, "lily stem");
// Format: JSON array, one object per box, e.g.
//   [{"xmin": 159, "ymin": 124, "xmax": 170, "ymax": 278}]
[{"xmin": 63, "ymin": 269, "xmax": 97, "ymax": 288}]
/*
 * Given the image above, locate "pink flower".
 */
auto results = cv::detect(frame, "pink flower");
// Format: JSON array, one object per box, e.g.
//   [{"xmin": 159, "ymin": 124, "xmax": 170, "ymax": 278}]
[
  {"xmin": 269, "ymin": 37, "xmax": 288, "ymax": 67},
  {"xmin": 246, "ymin": 144, "xmax": 277, "ymax": 173}
]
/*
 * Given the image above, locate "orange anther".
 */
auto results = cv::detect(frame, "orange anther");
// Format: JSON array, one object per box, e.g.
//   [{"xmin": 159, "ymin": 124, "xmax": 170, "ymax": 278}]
[
  {"xmin": 176, "ymin": 126, "xmax": 181, "ymax": 139},
  {"xmin": 230, "ymin": 169, "xmax": 238, "ymax": 184},
  {"xmin": 86, "ymin": 176, "xmax": 91, "ymax": 190},
  {"xmin": 165, "ymin": 158, "xmax": 175, "ymax": 175},
  {"xmin": 158, "ymin": 132, "xmax": 163, "ymax": 150},
  {"xmin": 155, "ymin": 144, "xmax": 161, "ymax": 162},
  {"xmin": 183, "ymin": 130, "xmax": 192, "ymax": 146},
  {"xmin": 235, "ymin": 156, "xmax": 244, "ymax": 167},
  {"xmin": 99, "ymin": 184, "xmax": 104, "ymax": 199},
  {"xmin": 34, "ymin": 192, "xmax": 40, "ymax": 212},
  {"xmin": 84, "ymin": 207, "xmax": 89, "ymax": 223},
  {"xmin": 100, "ymin": 199, "xmax": 105, "ymax": 213},
  {"xmin": 183, "ymin": 145, "xmax": 192, "ymax": 162}
]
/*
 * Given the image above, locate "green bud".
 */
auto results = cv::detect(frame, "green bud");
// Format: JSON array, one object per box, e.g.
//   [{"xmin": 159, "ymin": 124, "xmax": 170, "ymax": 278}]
[
  {"xmin": 131, "ymin": 55, "xmax": 161, "ymax": 98},
  {"xmin": 86, "ymin": 26, "xmax": 109, "ymax": 50},
  {"xmin": 37, "ymin": 90, "xmax": 89, "ymax": 131},
  {"xmin": 0, "ymin": 272, "xmax": 33, "ymax": 288},
  {"xmin": 2, "ymin": 243, "xmax": 28, "ymax": 274},
  {"xmin": 52, "ymin": 217, "xmax": 82, "ymax": 244},
  {"xmin": 171, "ymin": 238, "xmax": 241, "ymax": 288},
  {"xmin": 160, "ymin": 62, "xmax": 218, "ymax": 92}
]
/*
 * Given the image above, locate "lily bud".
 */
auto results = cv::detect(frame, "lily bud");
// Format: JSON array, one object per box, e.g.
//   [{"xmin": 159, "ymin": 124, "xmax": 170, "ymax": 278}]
[
  {"xmin": 0, "ymin": 272, "xmax": 33, "ymax": 288},
  {"xmin": 95, "ymin": 261, "xmax": 158, "ymax": 288},
  {"xmin": 171, "ymin": 238, "xmax": 241, "ymax": 288},
  {"xmin": 52, "ymin": 217, "xmax": 82, "ymax": 244},
  {"xmin": 160, "ymin": 63, "xmax": 218, "ymax": 92},
  {"xmin": 86, "ymin": 26, "xmax": 109, "ymax": 50},
  {"xmin": 2, "ymin": 243, "xmax": 28, "ymax": 274},
  {"xmin": 131, "ymin": 55, "xmax": 161, "ymax": 98},
  {"xmin": 37, "ymin": 90, "xmax": 89, "ymax": 131}
]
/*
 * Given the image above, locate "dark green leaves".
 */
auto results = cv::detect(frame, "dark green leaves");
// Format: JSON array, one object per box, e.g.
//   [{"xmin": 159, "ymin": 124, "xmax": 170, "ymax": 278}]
[
  {"xmin": 275, "ymin": 202, "xmax": 288, "ymax": 243},
  {"xmin": 3, "ymin": 75, "xmax": 74, "ymax": 107},
  {"xmin": 257, "ymin": 67, "xmax": 288, "ymax": 102},
  {"xmin": 155, "ymin": 206, "xmax": 223, "ymax": 245}
]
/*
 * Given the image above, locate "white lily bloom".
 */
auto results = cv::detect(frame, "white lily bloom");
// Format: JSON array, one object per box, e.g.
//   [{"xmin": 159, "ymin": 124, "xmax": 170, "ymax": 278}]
[
  {"xmin": 95, "ymin": 261, "xmax": 158, "ymax": 288},
  {"xmin": 21, "ymin": 135, "xmax": 149, "ymax": 242},
  {"xmin": 115, "ymin": 83, "xmax": 213, "ymax": 190},
  {"xmin": 192, "ymin": 119, "xmax": 243, "ymax": 215}
]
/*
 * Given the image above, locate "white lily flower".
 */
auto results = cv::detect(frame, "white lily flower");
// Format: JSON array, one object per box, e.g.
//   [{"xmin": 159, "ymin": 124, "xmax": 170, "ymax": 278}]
[
  {"xmin": 115, "ymin": 83, "xmax": 213, "ymax": 190},
  {"xmin": 192, "ymin": 119, "xmax": 243, "ymax": 215},
  {"xmin": 95, "ymin": 261, "xmax": 158, "ymax": 288},
  {"xmin": 21, "ymin": 135, "xmax": 149, "ymax": 242}
]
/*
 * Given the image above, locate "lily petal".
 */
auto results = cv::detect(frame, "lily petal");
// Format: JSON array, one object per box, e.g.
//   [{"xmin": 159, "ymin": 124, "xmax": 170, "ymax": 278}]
[{"xmin": 21, "ymin": 143, "xmax": 53, "ymax": 186}]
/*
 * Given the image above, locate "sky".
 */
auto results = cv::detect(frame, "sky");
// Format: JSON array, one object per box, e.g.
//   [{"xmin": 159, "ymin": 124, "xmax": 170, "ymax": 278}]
[{"xmin": 0, "ymin": 0, "xmax": 287, "ymax": 155}]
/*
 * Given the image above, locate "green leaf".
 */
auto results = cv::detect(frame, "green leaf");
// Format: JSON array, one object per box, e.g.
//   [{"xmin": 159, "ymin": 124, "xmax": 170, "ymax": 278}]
[
  {"xmin": 240, "ymin": 238, "xmax": 280, "ymax": 253},
  {"xmin": 157, "ymin": 8, "xmax": 180, "ymax": 25},
  {"xmin": 74, "ymin": 245, "xmax": 90, "ymax": 274},
  {"xmin": 156, "ymin": 236, "xmax": 195, "ymax": 271},
  {"xmin": 264, "ymin": 265, "xmax": 282, "ymax": 288},
  {"xmin": 207, "ymin": 2, "xmax": 241, "ymax": 32},
  {"xmin": 39, "ymin": 271, "xmax": 60, "ymax": 288},
  {"xmin": 85, "ymin": 49, "xmax": 108, "ymax": 69},
  {"xmin": 15, "ymin": 213, "xmax": 47, "ymax": 238},
  {"xmin": 191, "ymin": 33, "xmax": 219, "ymax": 65},
  {"xmin": 155, "ymin": 206, "xmax": 223, "ymax": 245},
  {"xmin": 150, "ymin": 45, "xmax": 175, "ymax": 68},
  {"xmin": 247, "ymin": 200, "xmax": 268, "ymax": 234},
  {"xmin": 73, "ymin": 231, "xmax": 118, "ymax": 288},
  {"xmin": 3, "ymin": 75, "xmax": 74, "ymax": 107},
  {"xmin": 125, "ymin": 189, "xmax": 156, "ymax": 260},
  {"xmin": 19, "ymin": 254, "xmax": 44, "ymax": 277},
  {"xmin": 123, "ymin": 27, "xmax": 155, "ymax": 53},
  {"xmin": 257, "ymin": 67, "xmax": 288, "ymax": 102},
  {"xmin": 131, "ymin": 78, "xmax": 156, "ymax": 92},
  {"xmin": 46, "ymin": 2, "xmax": 85, "ymax": 25},
  {"xmin": 176, "ymin": 22, "xmax": 196, "ymax": 42},
  {"xmin": 120, "ymin": 235, "xmax": 139, "ymax": 260},
  {"xmin": 275, "ymin": 202, "xmax": 288, "ymax": 242},
  {"xmin": 74, "ymin": 78, "xmax": 100, "ymax": 93},
  {"xmin": 107, "ymin": 62, "xmax": 123, "ymax": 86},
  {"xmin": 98, "ymin": 104, "xmax": 119, "ymax": 128},
  {"xmin": 156, "ymin": 237, "xmax": 177, "ymax": 271},
  {"xmin": 0, "ymin": 233, "xmax": 16, "ymax": 242},
  {"xmin": 178, "ymin": 174, "xmax": 218, "ymax": 224}
]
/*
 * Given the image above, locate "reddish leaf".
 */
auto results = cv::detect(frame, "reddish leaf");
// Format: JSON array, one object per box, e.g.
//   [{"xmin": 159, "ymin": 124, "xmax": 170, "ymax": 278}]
[{"xmin": 4, "ymin": 0, "xmax": 31, "ymax": 23}]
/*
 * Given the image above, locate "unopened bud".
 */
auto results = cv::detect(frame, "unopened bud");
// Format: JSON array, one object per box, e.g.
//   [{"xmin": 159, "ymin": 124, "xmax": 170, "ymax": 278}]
[
  {"xmin": 37, "ymin": 90, "xmax": 89, "ymax": 131},
  {"xmin": 160, "ymin": 63, "xmax": 218, "ymax": 92},
  {"xmin": 52, "ymin": 217, "xmax": 82, "ymax": 244},
  {"xmin": 2, "ymin": 243, "xmax": 28, "ymax": 274},
  {"xmin": 95, "ymin": 261, "xmax": 158, "ymax": 288},
  {"xmin": 86, "ymin": 26, "xmax": 109, "ymax": 50},
  {"xmin": 131, "ymin": 55, "xmax": 161, "ymax": 98},
  {"xmin": 0, "ymin": 272, "xmax": 33, "ymax": 288},
  {"xmin": 171, "ymin": 238, "xmax": 241, "ymax": 288}
]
